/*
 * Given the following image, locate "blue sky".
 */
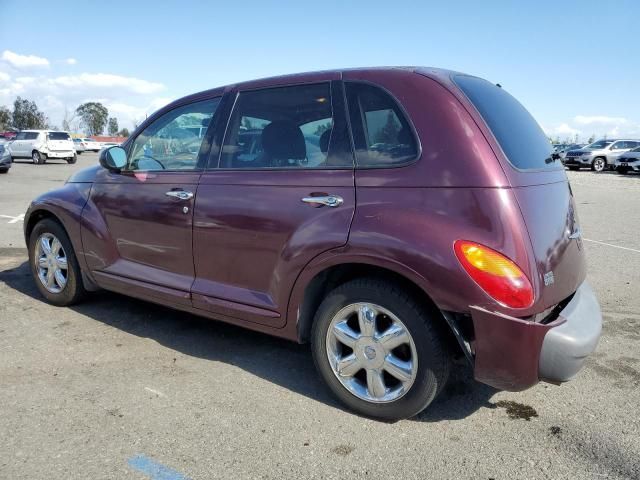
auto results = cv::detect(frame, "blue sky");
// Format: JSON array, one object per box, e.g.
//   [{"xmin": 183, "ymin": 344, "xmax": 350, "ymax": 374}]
[{"xmin": 1, "ymin": 0, "xmax": 638, "ymax": 140}]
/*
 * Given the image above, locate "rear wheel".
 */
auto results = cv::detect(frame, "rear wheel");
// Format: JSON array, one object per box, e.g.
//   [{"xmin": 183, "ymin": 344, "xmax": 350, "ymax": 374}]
[
  {"xmin": 591, "ymin": 157, "xmax": 606, "ymax": 172},
  {"xmin": 67, "ymin": 153, "xmax": 77, "ymax": 164},
  {"xmin": 28, "ymin": 219, "xmax": 86, "ymax": 306},
  {"xmin": 0, "ymin": 168, "xmax": 8, "ymax": 174},
  {"xmin": 311, "ymin": 278, "xmax": 450, "ymax": 421},
  {"xmin": 32, "ymin": 150, "xmax": 46, "ymax": 165}
]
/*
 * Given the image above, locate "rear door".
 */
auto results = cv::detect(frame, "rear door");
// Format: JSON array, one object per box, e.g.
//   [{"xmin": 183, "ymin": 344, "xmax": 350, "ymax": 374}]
[
  {"xmin": 192, "ymin": 79, "xmax": 355, "ymax": 327},
  {"xmin": 454, "ymin": 75, "xmax": 586, "ymax": 311},
  {"xmin": 9, "ymin": 131, "xmax": 26, "ymax": 156}
]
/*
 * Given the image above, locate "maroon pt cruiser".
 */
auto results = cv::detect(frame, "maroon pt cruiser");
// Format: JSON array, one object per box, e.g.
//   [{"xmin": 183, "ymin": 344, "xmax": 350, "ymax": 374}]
[{"xmin": 25, "ymin": 67, "xmax": 602, "ymax": 420}]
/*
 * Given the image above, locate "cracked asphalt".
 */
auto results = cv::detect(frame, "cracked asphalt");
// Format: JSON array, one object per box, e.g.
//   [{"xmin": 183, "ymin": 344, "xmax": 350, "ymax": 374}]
[{"xmin": 1, "ymin": 153, "xmax": 639, "ymax": 479}]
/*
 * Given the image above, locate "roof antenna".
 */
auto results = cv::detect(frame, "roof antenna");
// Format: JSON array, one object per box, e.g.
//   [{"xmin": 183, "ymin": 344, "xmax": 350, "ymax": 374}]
[{"xmin": 496, "ymin": 83, "xmax": 502, "ymax": 88}]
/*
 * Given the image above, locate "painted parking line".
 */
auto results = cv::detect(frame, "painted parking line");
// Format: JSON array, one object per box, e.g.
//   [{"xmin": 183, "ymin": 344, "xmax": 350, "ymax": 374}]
[
  {"xmin": 583, "ymin": 238, "xmax": 640, "ymax": 254},
  {"xmin": 0, "ymin": 213, "xmax": 24, "ymax": 224},
  {"xmin": 128, "ymin": 455, "xmax": 190, "ymax": 480}
]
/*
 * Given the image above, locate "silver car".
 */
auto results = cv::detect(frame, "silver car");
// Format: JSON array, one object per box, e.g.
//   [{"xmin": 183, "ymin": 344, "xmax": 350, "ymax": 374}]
[
  {"xmin": 615, "ymin": 146, "xmax": 640, "ymax": 174},
  {"xmin": 563, "ymin": 139, "xmax": 640, "ymax": 172}
]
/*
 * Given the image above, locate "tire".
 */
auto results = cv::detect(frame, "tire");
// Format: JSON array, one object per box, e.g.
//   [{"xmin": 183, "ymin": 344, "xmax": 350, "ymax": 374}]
[
  {"xmin": 28, "ymin": 218, "xmax": 87, "ymax": 306},
  {"xmin": 67, "ymin": 153, "xmax": 77, "ymax": 164},
  {"xmin": 591, "ymin": 157, "xmax": 606, "ymax": 172},
  {"xmin": 32, "ymin": 150, "xmax": 46, "ymax": 165},
  {"xmin": 0, "ymin": 168, "xmax": 8, "ymax": 174},
  {"xmin": 311, "ymin": 278, "xmax": 450, "ymax": 421},
  {"xmin": 618, "ymin": 168, "xmax": 628, "ymax": 175}
]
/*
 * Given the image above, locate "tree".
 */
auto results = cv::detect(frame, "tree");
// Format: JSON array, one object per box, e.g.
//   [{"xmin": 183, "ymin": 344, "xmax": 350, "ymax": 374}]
[
  {"xmin": 118, "ymin": 127, "xmax": 130, "ymax": 137},
  {"xmin": 374, "ymin": 111, "xmax": 400, "ymax": 144},
  {"xmin": 587, "ymin": 134, "xmax": 595, "ymax": 144},
  {"xmin": 313, "ymin": 121, "xmax": 332, "ymax": 136},
  {"xmin": 62, "ymin": 107, "xmax": 77, "ymax": 132},
  {"xmin": 108, "ymin": 117, "xmax": 119, "ymax": 136},
  {"xmin": 0, "ymin": 106, "xmax": 11, "ymax": 130},
  {"xmin": 12, "ymin": 97, "xmax": 48, "ymax": 129},
  {"xmin": 76, "ymin": 102, "xmax": 108, "ymax": 135}
]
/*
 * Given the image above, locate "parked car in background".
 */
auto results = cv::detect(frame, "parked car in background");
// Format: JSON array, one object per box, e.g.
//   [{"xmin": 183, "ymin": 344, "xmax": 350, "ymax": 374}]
[
  {"xmin": 81, "ymin": 138, "xmax": 102, "ymax": 152},
  {"xmin": 0, "ymin": 131, "xmax": 17, "ymax": 140},
  {"xmin": 8, "ymin": 130, "xmax": 77, "ymax": 164},
  {"xmin": 614, "ymin": 146, "xmax": 640, "ymax": 174},
  {"xmin": 73, "ymin": 138, "xmax": 87, "ymax": 154},
  {"xmin": 555, "ymin": 143, "xmax": 585, "ymax": 159},
  {"xmin": 0, "ymin": 142, "xmax": 11, "ymax": 173},
  {"xmin": 23, "ymin": 67, "xmax": 601, "ymax": 421},
  {"xmin": 563, "ymin": 139, "xmax": 640, "ymax": 172}
]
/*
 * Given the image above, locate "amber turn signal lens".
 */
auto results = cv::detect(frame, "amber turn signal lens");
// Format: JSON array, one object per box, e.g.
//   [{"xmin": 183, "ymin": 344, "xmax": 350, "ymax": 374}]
[{"xmin": 454, "ymin": 240, "xmax": 534, "ymax": 308}]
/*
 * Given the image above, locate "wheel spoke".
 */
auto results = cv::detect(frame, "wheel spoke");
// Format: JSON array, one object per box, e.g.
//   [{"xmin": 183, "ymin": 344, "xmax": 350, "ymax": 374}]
[
  {"xmin": 332, "ymin": 321, "xmax": 359, "ymax": 348},
  {"xmin": 357, "ymin": 304, "xmax": 376, "ymax": 337},
  {"xmin": 336, "ymin": 353, "xmax": 361, "ymax": 377},
  {"xmin": 51, "ymin": 238, "xmax": 62, "ymax": 256},
  {"xmin": 56, "ymin": 256, "xmax": 67, "ymax": 269},
  {"xmin": 384, "ymin": 354, "xmax": 413, "ymax": 383},
  {"xmin": 40, "ymin": 236, "xmax": 52, "ymax": 255},
  {"xmin": 46, "ymin": 267, "xmax": 56, "ymax": 288},
  {"xmin": 38, "ymin": 256, "xmax": 48, "ymax": 268},
  {"xmin": 376, "ymin": 323, "xmax": 409, "ymax": 351},
  {"xmin": 54, "ymin": 269, "xmax": 66, "ymax": 288},
  {"xmin": 366, "ymin": 369, "xmax": 387, "ymax": 398}
]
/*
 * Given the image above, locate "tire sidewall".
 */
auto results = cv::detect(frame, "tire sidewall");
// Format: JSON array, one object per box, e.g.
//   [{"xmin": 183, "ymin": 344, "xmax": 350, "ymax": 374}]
[
  {"xmin": 28, "ymin": 219, "xmax": 84, "ymax": 306},
  {"xmin": 311, "ymin": 280, "xmax": 448, "ymax": 421}
]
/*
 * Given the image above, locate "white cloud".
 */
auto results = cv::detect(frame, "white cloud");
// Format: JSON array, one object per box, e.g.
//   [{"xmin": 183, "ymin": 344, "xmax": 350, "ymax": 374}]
[
  {"xmin": 65, "ymin": 58, "xmax": 77, "ymax": 65},
  {"xmin": 574, "ymin": 115, "xmax": 627, "ymax": 126},
  {"xmin": 1, "ymin": 50, "xmax": 49, "ymax": 68},
  {"xmin": 0, "ymin": 71, "xmax": 10, "ymax": 83},
  {"xmin": 52, "ymin": 73, "xmax": 164, "ymax": 94},
  {"xmin": 545, "ymin": 115, "xmax": 640, "ymax": 141}
]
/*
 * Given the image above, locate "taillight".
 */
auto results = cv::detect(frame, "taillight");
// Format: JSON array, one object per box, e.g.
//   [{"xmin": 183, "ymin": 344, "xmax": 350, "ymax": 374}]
[{"xmin": 454, "ymin": 240, "xmax": 533, "ymax": 309}]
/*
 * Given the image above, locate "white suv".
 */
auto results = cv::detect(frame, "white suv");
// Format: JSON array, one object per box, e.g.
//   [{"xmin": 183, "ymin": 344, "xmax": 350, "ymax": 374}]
[
  {"xmin": 563, "ymin": 139, "xmax": 640, "ymax": 172},
  {"xmin": 8, "ymin": 130, "xmax": 77, "ymax": 165}
]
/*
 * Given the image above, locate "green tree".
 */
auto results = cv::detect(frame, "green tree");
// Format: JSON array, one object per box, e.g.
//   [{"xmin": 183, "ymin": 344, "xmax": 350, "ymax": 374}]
[
  {"xmin": 313, "ymin": 121, "xmax": 332, "ymax": 136},
  {"xmin": 76, "ymin": 102, "xmax": 109, "ymax": 135},
  {"xmin": 118, "ymin": 127, "xmax": 130, "ymax": 137},
  {"xmin": 12, "ymin": 97, "xmax": 48, "ymax": 129},
  {"xmin": 374, "ymin": 111, "xmax": 400, "ymax": 144},
  {"xmin": 587, "ymin": 134, "xmax": 595, "ymax": 143},
  {"xmin": 107, "ymin": 117, "xmax": 119, "ymax": 136},
  {"xmin": 0, "ymin": 105, "xmax": 11, "ymax": 130}
]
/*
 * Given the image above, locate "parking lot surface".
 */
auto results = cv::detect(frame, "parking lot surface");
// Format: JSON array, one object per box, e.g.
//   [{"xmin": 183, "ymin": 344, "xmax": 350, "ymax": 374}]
[{"xmin": 1, "ymin": 154, "xmax": 639, "ymax": 479}]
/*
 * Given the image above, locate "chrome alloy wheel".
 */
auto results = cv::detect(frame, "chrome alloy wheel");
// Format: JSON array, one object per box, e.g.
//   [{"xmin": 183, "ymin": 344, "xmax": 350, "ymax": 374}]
[
  {"xmin": 593, "ymin": 157, "xmax": 606, "ymax": 172},
  {"xmin": 326, "ymin": 303, "xmax": 418, "ymax": 403},
  {"xmin": 34, "ymin": 233, "xmax": 68, "ymax": 293}
]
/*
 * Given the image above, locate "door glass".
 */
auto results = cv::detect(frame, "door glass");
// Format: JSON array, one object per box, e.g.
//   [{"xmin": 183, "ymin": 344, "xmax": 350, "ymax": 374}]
[
  {"xmin": 25, "ymin": 132, "xmax": 39, "ymax": 140},
  {"xmin": 220, "ymin": 83, "xmax": 349, "ymax": 169},
  {"xmin": 127, "ymin": 98, "xmax": 220, "ymax": 171}
]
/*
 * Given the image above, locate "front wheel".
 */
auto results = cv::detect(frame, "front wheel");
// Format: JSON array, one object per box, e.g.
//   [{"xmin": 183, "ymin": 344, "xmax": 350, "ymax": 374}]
[
  {"xmin": 28, "ymin": 219, "xmax": 86, "ymax": 306},
  {"xmin": 32, "ymin": 150, "xmax": 46, "ymax": 164},
  {"xmin": 591, "ymin": 157, "xmax": 606, "ymax": 172},
  {"xmin": 311, "ymin": 278, "xmax": 450, "ymax": 421}
]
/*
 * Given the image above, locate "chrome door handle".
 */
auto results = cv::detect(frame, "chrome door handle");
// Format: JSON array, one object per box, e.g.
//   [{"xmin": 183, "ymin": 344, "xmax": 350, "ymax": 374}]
[
  {"xmin": 301, "ymin": 195, "xmax": 344, "ymax": 207},
  {"xmin": 165, "ymin": 190, "xmax": 193, "ymax": 200}
]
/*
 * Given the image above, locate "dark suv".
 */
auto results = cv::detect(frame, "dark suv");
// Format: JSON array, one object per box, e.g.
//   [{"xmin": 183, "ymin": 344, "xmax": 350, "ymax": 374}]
[{"xmin": 24, "ymin": 67, "xmax": 602, "ymax": 420}]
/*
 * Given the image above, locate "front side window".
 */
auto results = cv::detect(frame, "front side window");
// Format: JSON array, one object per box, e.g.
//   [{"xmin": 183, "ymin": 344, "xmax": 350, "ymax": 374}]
[
  {"xmin": 345, "ymin": 82, "xmax": 418, "ymax": 167},
  {"xmin": 220, "ymin": 83, "xmax": 350, "ymax": 169},
  {"xmin": 24, "ymin": 132, "xmax": 39, "ymax": 140},
  {"xmin": 611, "ymin": 141, "xmax": 625, "ymax": 150},
  {"xmin": 14, "ymin": 132, "xmax": 26, "ymax": 140},
  {"xmin": 587, "ymin": 140, "xmax": 613, "ymax": 149},
  {"xmin": 127, "ymin": 98, "xmax": 219, "ymax": 171}
]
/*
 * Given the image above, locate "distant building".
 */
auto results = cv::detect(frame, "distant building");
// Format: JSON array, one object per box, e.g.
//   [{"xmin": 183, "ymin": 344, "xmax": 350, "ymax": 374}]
[{"xmin": 89, "ymin": 135, "xmax": 128, "ymax": 144}]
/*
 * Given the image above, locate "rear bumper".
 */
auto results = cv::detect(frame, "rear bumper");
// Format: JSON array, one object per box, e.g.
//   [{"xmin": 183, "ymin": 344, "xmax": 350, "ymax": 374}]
[{"xmin": 470, "ymin": 281, "xmax": 601, "ymax": 391}]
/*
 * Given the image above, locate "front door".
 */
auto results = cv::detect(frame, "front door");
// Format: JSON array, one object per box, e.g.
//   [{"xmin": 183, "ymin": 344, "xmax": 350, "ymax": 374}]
[
  {"xmin": 81, "ymin": 97, "xmax": 222, "ymax": 305},
  {"xmin": 192, "ymin": 80, "xmax": 355, "ymax": 327}
]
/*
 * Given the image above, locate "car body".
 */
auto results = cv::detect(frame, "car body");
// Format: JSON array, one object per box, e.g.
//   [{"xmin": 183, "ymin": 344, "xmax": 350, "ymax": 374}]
[
  {"xmin": 0, "ymin": 142, "xmax": 11, "ymax": 173},
  {"xmin": 23, "ymin": 67, "xmax": 602, "ymax": 420},
  {"xmin": 0, "ymin": 131, "xmax": 17, "ymax": 140},
  {"xmin": 81, "ymin": 138, "xmax": 102, "ymax": 152},
  {"xmin": 563, "ymin": 139, "xmax": 640, "ymax": 172},
  {"xmin": 73, "ymin": 138, "xmax": 87, "ymax": 154},
  {"xmin": 614, "ymin": 146, "xmax": 640, "ymax": 174},
  {"xmin": 8, "ymin": 130, "xmax": 76, "ymax": 164}
]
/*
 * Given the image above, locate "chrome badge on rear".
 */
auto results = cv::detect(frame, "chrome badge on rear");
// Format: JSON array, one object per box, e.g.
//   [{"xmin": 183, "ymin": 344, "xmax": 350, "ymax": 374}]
[{"xmin": 544, "ymin": 271, "xmax": 555, "ymax": 286}]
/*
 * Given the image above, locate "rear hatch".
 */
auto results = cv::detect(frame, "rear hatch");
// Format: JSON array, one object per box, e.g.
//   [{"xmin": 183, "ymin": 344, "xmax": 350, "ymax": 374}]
[
  {"xmin": 46, "ymin": 131, "xmax": 73, "ymax": 151},
  {"xmin": 453, "ymin": 75, "xmax": 586, "ymax": 313}
]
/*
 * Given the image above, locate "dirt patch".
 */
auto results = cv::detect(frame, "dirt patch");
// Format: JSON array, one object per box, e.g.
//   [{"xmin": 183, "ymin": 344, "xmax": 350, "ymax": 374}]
[
  {"xmin": 331, "ymin": 445, "xmax": 355, "ymax": 456},
  {"xmin": 494, "ymin": 400, "xmax": 538, "ymax": 421}
]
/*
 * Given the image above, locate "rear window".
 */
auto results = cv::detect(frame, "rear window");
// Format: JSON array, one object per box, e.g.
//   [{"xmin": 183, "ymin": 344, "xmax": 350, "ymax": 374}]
[
  {"xmin": 454, "ymin": 75, "xmax": 556, "ymax": 170},
  {"xmin": 47, "ymin": 132, "xmax": 70, "ymax": 140}
]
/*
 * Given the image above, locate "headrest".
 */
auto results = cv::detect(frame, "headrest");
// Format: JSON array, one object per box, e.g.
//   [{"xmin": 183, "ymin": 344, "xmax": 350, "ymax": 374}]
[{"xmin": 261, "ymin": 121, "xmax": 306, "ymax": 160}]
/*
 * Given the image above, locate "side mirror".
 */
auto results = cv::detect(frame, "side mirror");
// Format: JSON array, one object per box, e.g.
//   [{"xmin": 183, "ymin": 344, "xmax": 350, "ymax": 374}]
[{"xmin": 99, "ymin": 146, "xmax": 127, "ymax": 172}]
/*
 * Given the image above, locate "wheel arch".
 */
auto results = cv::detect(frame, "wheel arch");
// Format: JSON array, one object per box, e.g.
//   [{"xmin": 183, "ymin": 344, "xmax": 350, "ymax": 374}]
[{"xmin": 289, "ymin": 255, "xmax": 462, "ymax": 357}]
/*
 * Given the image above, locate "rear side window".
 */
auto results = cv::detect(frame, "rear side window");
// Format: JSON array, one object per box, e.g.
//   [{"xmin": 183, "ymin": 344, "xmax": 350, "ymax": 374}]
[
  {"xmin": 24, "ymin": 132, "xmax": 39, "ymax": 140},
  {"xmin": 455, "ymin": 75, "xmax": 556, "ymax": 171},
  {"xmin": 219, "ymin": 82, "xmax": 351, "ymax": 169},
  {"xmin": 345, "ymin": 82, "xmax": 418, "ymax": 167},
  {"xmin": 47, "ymin": 132, "xmax": 70, "ymax": 140}
]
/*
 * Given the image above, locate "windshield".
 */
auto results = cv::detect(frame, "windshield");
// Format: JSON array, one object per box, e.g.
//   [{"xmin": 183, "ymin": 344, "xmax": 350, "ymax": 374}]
[
  {"xmin": 47, "ymin": 132, "xmax": 70, "ymax": 140},
  {"xmin": 454, "ymin": 75, "xmax": 556, "ymax": 170},
  {"xmin": 631, "ymin": 146, "xmax": 640, "ymax": 153},
  {"xmin": 586, "ymin": 140, "xmax": 613, "ymax": 149}
]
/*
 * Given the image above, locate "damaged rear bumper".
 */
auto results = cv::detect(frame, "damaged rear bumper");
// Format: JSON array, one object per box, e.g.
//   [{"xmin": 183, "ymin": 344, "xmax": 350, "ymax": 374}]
[{"xmin": 469, "ymin": 281, "xmax": 602, "ymax": 391}]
